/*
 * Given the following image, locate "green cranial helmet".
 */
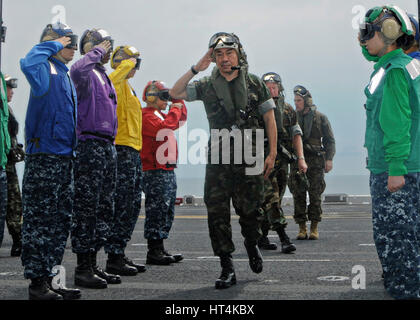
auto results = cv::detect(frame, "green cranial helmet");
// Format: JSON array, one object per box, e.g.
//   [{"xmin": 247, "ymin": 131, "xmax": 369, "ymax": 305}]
[{"xmin": 361, "ymin": 5, "xmax": 413, "ymax": 42}]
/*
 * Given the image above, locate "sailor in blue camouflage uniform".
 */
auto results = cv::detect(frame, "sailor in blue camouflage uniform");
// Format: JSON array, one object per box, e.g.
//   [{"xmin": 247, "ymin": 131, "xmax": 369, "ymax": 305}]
[
  {"xmin": 20, "ymin": 22, "xmax": 81, "ymax": 300},
  {"xmin": 359, "ymin": 5, "xmax": 420, "ymax": 299}
]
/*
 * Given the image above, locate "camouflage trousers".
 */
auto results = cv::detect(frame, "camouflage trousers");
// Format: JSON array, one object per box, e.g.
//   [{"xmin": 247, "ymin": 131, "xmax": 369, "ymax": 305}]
[
  {"xmin": 276, "ymin": 162, "xmax": 290, "ymax": 206},
  {"xmin": 21, "ymin": 155, "xmax": 73, "ymax": 279},
  {"xmin": 289, "ymin": 155, "xmax": 325, "ymax": 223},
  {"xmin": 260, "ymin": 172, "xmax": 287, "ymax": 236},
  {"xmin": 105, "ymin": 146, "xmax": 143, "ymax": 255},
  {"xmin": 143, "ymin": 169, "xmax": 176, "ymax": 240},
  {"xmin": 0, "ymin": 169, "xmax": 7, "ymax": 247},
  {"xmin": 6, "ymin": 163, "xmax": 23, "ymax": 238},
  {"xmin": 204, "ymin": 164, "xmax": 264, "ymax": 257},
  {"xmin": 370, "ymin": 172, "xmax": 420, "ymax": 300},
  {"xmin": 71, "ymin": 139, "xmax": 117, "ymax": 254}
]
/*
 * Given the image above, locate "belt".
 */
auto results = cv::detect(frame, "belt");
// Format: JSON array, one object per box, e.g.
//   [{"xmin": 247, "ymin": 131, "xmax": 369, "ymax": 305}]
[{"xmin": 81, "ymin": 131, "xmax": 114, "ymax": 143}]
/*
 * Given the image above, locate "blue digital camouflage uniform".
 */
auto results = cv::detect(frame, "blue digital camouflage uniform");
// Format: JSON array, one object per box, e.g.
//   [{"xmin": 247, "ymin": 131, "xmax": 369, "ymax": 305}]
[
  {"xmin": 105, "ymin": 145, "xmax": 142, "ymax": 254},
  {"xmin": 143, "ymin": 170, "xmax": 177, "ymax": 240},
  {"xmin": 71, "ymin": 139, "xmax": 117, "ymax": 253},
  {"xmin": 370, "ymin": 172, "xmax": 420, "ymax": 299},
  {"xmin": 21, "ymin": 155, "xmax": 73, "ymax": 279},
  {"xmin": 0, "ymin": 169, "xmax": 7, "ymax": 247}
]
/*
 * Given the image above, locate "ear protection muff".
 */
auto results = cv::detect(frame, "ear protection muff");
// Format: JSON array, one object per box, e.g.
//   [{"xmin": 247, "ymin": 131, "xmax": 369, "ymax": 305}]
[
  {"xmin": 142, "ymin": 80, "xmax": 169, "ymax": 103},
  {"xmin": 381, "ymin": 15, "xmax": 403, "ymax": 40}
]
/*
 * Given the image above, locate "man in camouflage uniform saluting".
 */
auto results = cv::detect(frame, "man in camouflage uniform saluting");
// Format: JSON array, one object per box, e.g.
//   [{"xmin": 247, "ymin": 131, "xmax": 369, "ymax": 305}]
[
  {"xmin": 170, "ymin": 32, "xmax": 278, "ymax": 289},
  {"xmin": 289, "ymin": 85, "xmax": 335, "ymax": 240},
  {"xmin": 258, "ymin": 72, "xmax": 307, "ymax": 253}
]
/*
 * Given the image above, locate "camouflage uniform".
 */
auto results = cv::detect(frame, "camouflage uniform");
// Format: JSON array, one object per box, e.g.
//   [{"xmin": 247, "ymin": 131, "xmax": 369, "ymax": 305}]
[
  {"xmin": 370, "ymin": 172, "xmax": 420, "ymax": 299},
  {"xmin": 289, "ymin": 106, "xmax": 335, "ymax": 223},
  {"xmin": 0, "ymin": 169, "xmax": 6, "ymax": 247},
  {"xmin": 5, "ymin": 163, "xmax": 22, "ymax": 237},
  {"xmin": 71, "ymin": 139, "xmax": 117, "ymax": 254},
  {"xmin": 143, "ymin": 170, "xmax": 177, "ymax": 240},
  {"xmin": 21, "ymin": 155, "xmax": 74, "ymax": 279},
  {"xmin": 259, "ymin": 97, "xmax": 288, "ymax": 234},
  {"xmin": 6, "ymin": 107, "xmax": 23, "ymax": 239},
  {"xmin": 186, "ymin": 67, "xmax": 275, "ymax": 256},
  {"xmin": 105, "ymin": 146, "xmax": 142, "ymax": 254},
  {"xmin": 276, "ymin": 100, "xmax": 299, "ymax": 203}
]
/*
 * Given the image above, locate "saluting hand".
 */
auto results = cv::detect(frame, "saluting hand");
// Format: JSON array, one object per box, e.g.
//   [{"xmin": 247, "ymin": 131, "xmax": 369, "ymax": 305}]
[
  {"xmin": 55, "ymin": 36, "xmax": 71, "ymax": 48},
  {"xmin": 171, "ymin": 103, "xmax": 184, "ymax": 110},
  {"xmin": 95, "ymin": 40, "xmax": 112, "ymax": 53},
  {"xmin": 193, "ymin": 48, "xmax": 213, "ymax": 72}
]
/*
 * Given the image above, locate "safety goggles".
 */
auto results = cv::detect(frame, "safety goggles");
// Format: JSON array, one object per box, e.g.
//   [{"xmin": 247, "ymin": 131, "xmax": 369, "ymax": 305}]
[
  {"xmin": 208, "ymin": 32, "xmax": 238, "ymax": 49},
  {"xmin": 65, "ymin": 34, "xmax": 79, "ymax": 50},
  {"xmin": 359, "ymin": 22, "xmax": 382, "ymax": 42},
  {"xmin": 262, "ymin": 73, "xmax": 281, "ymax": 83},
  {"xmin": 293, "ymin": 85, "xmax": 309, "ymax": 97},
  {"xmin": 135, "ymin": 57, "xmax": 142, "ymax": 70},
  {"xmin": 6, "ymin": 78, "xmax": 17, "ymax": 88},
  {"xmin": 147, "ymin": 90, "xmax": 171, "ymax": 101}
]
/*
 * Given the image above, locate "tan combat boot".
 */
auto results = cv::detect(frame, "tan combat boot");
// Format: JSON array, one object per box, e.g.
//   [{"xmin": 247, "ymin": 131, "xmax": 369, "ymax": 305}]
[
  {"xmin": 309, "ymin": 221, "xmax": 319, "ymax": 240},
  {"xmin": 296, "ymin": 222, "xmax": 308, "ymax": 240}
]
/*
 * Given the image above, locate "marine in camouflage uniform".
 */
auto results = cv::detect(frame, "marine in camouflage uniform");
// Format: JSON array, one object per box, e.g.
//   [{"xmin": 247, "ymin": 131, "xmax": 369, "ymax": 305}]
[
  {"xmin": 359, "ymin": 6, "xmax": 420, "ymax": 299},
  {"xmin": 258, "ymin": 72, "xmax": 307, "ymax": 253},
  {"xmin": 170, "ymin": 32, "xmax": 278, "ymax": 289},
  {"xmin": 289, "ymin": 85, "xmax": 335, "ymax": 240}
]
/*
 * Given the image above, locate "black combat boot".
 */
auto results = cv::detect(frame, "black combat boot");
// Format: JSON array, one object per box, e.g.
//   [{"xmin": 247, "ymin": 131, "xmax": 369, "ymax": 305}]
[
  {"xmin": 10, "ymin": 231, "xmax": 22, "ymax": 257},
  {"xmin": 122, "ymin": 255, "xmax": 146, "ymax": 273},
  {"xmin": 244, "ymin": 240, "xmax": 263, "ymax": 274},
  {"xmin": 257, "ymin": 236, "xmax": 278, "ymax": 250},
  {"xmin": 29, "ymin": 277, "xmax": 63, "ymax": 300},
  {"xmin": 74, "ymin": 252, "xmax": 107, "ymax": 289},
  {"xmin": 215, "ymin": 254, "xmax": 236, "ymax": 289},
  {"xmin": 91, "ymin": 251, "xmax": 121, "ymax": 284},
  {"xmin": 106, "ymin": 253, "xmax": 138, "ymax": 276},
  {"xmin": 146, "ymin": 239, "xmax": 175, "ymax": 265},
  {"xmin": 276, "ymin": 226, "xmax": 297, "ymax": 254},
  {"xmin": 162, "ymin": 240, "xmax": 183, "ymax": 262},
  {"xmin": 47, "ymin": 277, "xmax": 81, "ymax": 300}
]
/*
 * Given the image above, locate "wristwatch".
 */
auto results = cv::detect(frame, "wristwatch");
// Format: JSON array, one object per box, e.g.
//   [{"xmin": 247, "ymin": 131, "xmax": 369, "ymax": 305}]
[{"xmin": 298, "ymin": 156, "xmax": 305, "ymax": 160}]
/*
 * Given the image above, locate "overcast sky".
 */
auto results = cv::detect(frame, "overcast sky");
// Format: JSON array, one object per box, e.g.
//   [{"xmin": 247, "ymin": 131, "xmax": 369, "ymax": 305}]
[{"xmin": 2, "ymin": 0, "xmax": 419, "ymax": 179}]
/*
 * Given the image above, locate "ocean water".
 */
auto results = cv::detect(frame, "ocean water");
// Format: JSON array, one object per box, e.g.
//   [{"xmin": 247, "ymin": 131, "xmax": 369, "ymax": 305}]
[
  {"xmin": 15, "ymin": 163, "xmax": 370, "ymax": 197},
  {"xmin": 175, "ymin": 175, "xmax": 371, "ymax": 197}
]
